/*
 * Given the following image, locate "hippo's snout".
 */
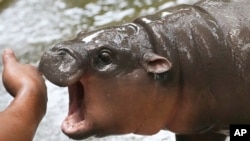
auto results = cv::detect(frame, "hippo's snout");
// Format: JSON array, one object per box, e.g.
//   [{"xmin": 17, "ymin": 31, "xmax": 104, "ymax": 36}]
[{"xmin": 39, "ymin": 42, "xmax": 88, "ymax": 86}]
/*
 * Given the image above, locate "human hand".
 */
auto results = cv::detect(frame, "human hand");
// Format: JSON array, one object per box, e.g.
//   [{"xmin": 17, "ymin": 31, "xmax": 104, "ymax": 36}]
[
  {"xmin": 2, "ymin": 49, "xmax": 47, "ymax": 98},
  {"xmin": 2, "ymin": 48, "xmax": 47, "ymax": 119}
]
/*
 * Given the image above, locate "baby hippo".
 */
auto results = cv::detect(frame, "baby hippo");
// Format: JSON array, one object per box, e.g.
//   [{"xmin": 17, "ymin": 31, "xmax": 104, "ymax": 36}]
[{"xmin": 39, "ymin": 0, "xmax": 250, "ymax": 141}]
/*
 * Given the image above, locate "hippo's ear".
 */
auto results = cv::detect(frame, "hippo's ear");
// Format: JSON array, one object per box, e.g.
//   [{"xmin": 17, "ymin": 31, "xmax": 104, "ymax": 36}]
[{"xmin": 141, "ymin": 52, "xmax": 172, "ymax": 74}]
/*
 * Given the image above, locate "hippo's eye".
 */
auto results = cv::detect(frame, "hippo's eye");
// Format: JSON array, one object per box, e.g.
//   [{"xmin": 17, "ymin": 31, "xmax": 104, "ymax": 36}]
[{"xmin": 98, "ymin": 49, "xmax": 113, "ymax": 65}]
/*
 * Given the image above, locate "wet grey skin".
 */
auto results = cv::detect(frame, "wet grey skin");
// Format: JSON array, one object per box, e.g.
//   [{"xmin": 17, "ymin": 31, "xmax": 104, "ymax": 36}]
[{"xmin": 39, "ymin": 0, "xmax": 250, "ymax": 141}]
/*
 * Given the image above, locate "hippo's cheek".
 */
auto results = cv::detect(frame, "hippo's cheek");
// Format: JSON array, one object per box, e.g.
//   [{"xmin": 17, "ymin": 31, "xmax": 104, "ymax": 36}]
[{"xmin": 60, "ymin": 70, "xmax": 167, "ymax": 139}]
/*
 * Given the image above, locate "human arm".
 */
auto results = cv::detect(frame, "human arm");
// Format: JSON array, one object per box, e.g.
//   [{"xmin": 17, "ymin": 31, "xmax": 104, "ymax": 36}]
[{"xmin": 0, "ymin": 49, "xmax": 47, "ymax": 141}]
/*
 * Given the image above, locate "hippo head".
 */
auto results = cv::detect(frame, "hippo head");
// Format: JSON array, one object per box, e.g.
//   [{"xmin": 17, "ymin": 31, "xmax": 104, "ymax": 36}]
[{"xmin": 39, "ymin": 23, "xmax": 173, "ymax": 139}]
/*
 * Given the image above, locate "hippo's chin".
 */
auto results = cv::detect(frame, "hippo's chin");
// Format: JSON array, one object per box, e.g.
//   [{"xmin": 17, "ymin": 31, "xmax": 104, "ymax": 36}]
[{"xmin": 61, "ymin": 82, "xmax": 94, "ymax": 139}]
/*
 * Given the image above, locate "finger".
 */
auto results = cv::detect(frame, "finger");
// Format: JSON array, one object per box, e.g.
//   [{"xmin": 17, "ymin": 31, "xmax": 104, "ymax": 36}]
[{"xmin": 2, "ymin": 48, "xmax": 17, "ymax": 66}]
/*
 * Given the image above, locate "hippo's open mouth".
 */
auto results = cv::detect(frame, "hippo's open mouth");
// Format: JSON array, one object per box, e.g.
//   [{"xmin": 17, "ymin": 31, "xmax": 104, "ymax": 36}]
[{"xmin": 61, "ymin": 81, "xmax": 93, "ymax": 139}]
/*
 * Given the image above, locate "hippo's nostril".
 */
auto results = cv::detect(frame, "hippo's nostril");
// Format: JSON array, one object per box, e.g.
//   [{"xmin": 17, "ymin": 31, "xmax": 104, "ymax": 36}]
[
  {"xmin": 57, "ymin": 49, "xmax": 67, "ymax": 56},
  {"xmin": 56, "ymin": 47, "xmax": 78, "ymax": 59}
]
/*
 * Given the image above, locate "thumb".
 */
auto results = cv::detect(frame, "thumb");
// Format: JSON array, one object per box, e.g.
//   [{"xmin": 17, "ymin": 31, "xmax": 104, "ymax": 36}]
[{"xmin": 2, "ymin": 48, "xmax": 18, "ymax": 66}]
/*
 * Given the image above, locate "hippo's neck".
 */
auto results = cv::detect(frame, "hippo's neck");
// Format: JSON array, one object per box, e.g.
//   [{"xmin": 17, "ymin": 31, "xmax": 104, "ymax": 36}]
[
  {"xmin": 135, "ymin": 2, "xmax": 250, "ymax": 128},
  {"xmin": 134, "ymin": 4, "xmax": 229, "ymax": 132}
]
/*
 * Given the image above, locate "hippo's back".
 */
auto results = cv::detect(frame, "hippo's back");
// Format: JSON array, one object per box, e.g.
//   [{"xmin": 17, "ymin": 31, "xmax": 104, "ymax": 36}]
[{"xmin": 198, "ymin": 0, "xmax": 250, "ymax": 82}]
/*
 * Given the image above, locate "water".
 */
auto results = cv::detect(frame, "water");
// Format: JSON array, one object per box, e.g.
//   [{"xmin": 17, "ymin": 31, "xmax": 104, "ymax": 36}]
[{"xmin": 0, "ymin": 0, "xmax": 201, "ymax": 140}]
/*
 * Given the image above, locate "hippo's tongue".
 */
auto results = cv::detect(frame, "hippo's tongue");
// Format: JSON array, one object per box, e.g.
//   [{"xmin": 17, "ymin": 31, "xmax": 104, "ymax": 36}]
[{"xmin": 61, "ymin": 82, "xmax": 93, "ymax": 139}]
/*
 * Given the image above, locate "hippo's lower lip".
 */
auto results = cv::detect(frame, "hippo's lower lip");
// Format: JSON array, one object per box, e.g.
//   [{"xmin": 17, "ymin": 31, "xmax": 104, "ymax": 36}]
[{"xmin": 61, "ymin": 81, "xmax": 93, "ymax": 139}]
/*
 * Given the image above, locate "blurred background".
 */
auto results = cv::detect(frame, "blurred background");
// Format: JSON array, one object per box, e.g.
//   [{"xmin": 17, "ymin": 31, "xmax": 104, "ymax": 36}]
[{"xmin": 0, "ymin": 0, "xmax": 199, "ymax": 140}]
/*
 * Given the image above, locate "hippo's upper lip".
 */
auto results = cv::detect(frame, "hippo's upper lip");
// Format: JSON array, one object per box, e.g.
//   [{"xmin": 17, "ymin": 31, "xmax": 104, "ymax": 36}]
[{"xmin": 61, "ymin": 81, "xmax": 93, "ymax": 139}]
